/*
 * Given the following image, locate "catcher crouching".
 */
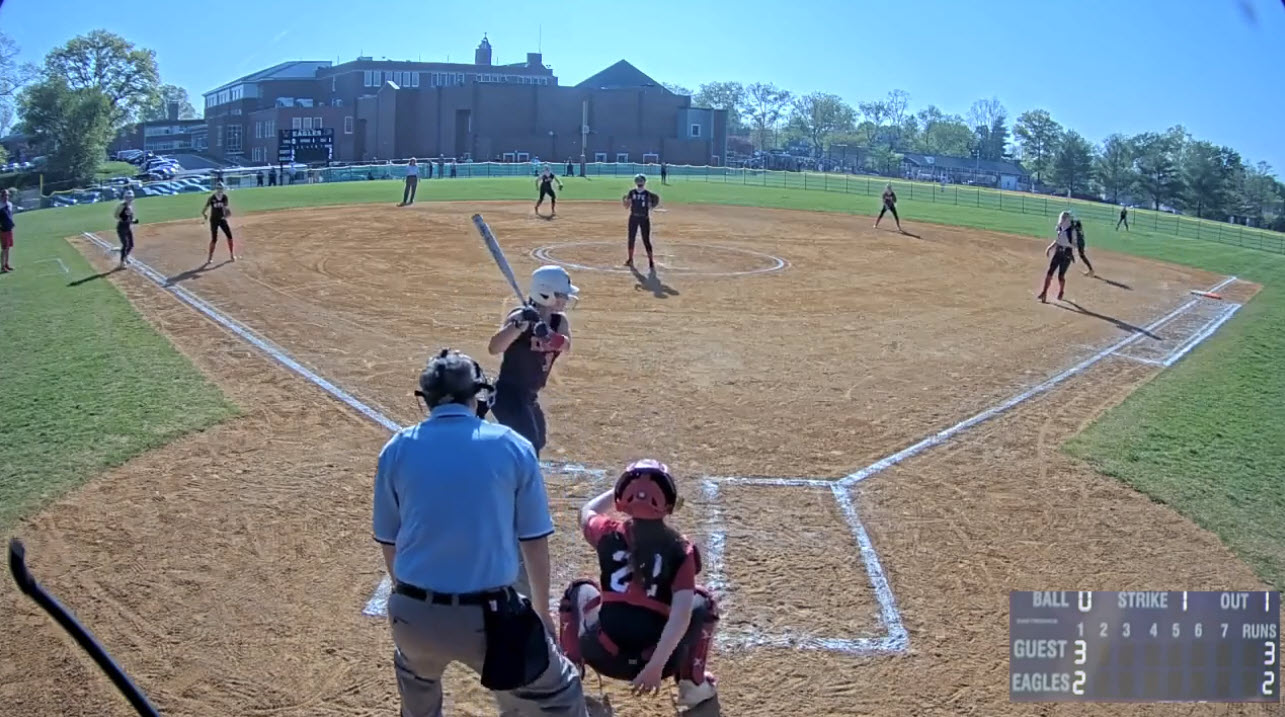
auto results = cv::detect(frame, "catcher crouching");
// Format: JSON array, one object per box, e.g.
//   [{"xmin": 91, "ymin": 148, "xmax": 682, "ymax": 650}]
[{"xmin": 558, "ymin": 459, "xmax": 720, "ymax": 708}]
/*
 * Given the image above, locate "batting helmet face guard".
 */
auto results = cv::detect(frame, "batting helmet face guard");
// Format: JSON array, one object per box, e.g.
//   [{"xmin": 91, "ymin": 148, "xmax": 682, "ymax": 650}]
[
  {"xmin": 528, "ymin": 265, "xmax": 579, "ymax": 308},
  {"xmin": 613, "ymin": 459, "xmax": 679, "ymax": 520},
  {"xmin": 415, "ymin": 348, "xmax": 495, "ymax": 419}
]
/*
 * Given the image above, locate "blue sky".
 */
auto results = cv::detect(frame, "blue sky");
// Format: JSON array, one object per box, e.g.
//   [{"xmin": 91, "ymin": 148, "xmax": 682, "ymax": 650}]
[{"xmin": 2, "ymin": 0, "xmax": 1282, "ymax": 173}]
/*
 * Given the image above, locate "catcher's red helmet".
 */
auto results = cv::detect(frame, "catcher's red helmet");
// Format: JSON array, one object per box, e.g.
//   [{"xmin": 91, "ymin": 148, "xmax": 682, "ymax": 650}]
[{"xmin": 613, "ymin": 459, "xmax": 678, "ymax": 520}]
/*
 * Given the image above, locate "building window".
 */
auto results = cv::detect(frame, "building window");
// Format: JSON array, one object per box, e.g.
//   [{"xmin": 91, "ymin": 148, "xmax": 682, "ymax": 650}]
[
  {"xmin": 594, "ymin": 152, "xmax": 607, "ymax": 162},
  {"xmin": 315, "ymin": 116, "xmax": 322, "ymax": 129},
  {"xmin": 690, "ymin": 124, "xmax": 702, "ymax": 138},
  {"xmin": 517, "ymin": 152, "xmax": 530, "ymax": 162},
  {"xmin": 616, "ymin": 153, "xmax": 629, "ymax": 162},
  {"xmin": 344, "ymin": 116, "xmax": 353, "ymax": 134},
  {"xmin": 226, "ymin": 124, "xmax": 242, "ymax": 153},
  {"xmin": 293, "ymin": 117, "xmax": 302, "ymax": 130},
  {"xmin": 411, "ymin": 72, "xmax": 419, "ymax": 87},
  {"xmin": 215, "ymin": 129, "xmax": 222, "ymax": 147},
  {"xmin": 331, "ymin": 76, "xmax": 336, "ymax": 92}
]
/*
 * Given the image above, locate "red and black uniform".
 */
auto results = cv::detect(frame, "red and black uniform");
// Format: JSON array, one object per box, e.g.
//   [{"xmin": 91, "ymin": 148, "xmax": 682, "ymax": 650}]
[
  {"xmin": 574, "ymin": 515, "xmax": 716, "ymax": 682},
  {"xmin": 625, "ymin": 187, "xmax": 660, "ymax": 268}
]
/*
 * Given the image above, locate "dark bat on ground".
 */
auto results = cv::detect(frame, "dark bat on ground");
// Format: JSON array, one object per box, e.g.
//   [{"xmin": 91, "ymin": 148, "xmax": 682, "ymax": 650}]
[{"xmin": 8, "ymin": 538, "xmax": 163, "ymax": 717}]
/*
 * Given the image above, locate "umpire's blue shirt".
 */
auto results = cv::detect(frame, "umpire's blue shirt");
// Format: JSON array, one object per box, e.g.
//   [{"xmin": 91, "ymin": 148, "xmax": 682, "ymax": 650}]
[{"xmin": 372, "ymin": 403, "xmax": 554, "ymax": 593}]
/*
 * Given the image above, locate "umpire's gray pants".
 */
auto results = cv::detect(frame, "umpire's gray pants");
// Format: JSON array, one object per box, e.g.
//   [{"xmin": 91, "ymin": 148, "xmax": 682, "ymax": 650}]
[{"xmin": 388, "ymin": 592, "xmax": 587, "ymax": 717}]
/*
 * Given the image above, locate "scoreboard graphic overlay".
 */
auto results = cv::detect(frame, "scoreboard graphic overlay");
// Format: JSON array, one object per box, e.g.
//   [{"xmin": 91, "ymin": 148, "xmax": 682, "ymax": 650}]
[
  {"xmin": 1010, "ymin": 591, "xmax": 1279, "ymax": 702},
  {"xmin": 277, "ymin": 128, "xmax": 334, "ymax": 164}
]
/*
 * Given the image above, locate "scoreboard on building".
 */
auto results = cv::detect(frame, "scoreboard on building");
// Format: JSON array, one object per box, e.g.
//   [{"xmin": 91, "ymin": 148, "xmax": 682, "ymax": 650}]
[
  {"xmin": 277, "ymin": 128, "xmax": 334, "ymax": 164},
  {"xmin": 1010, "ymin": 591, "xmax": 1279, "ymax": 703}
]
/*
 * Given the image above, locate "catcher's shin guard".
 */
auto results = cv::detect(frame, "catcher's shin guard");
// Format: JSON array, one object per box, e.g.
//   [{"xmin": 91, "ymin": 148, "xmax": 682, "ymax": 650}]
[
  {"xmin": 558, "ymin": 579, "xmax": 600, "ymax": 673},
  {"xmin": 676, "ymin": 587, "xmax": 720, "ymax": 685}
]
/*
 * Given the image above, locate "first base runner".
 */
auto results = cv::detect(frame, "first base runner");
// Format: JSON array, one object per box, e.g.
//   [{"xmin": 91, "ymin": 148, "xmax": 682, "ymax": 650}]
[
  {"xmin": 486, "ymin": 264, "xmax": 577, "ymax": 458},
  {"xmin": 1037, "ymin": 211, "xmax": 1077, "ymax": 303},
  {"xmin": 558, "ymin": 459, "xmax": 720, "ymax": 709}
]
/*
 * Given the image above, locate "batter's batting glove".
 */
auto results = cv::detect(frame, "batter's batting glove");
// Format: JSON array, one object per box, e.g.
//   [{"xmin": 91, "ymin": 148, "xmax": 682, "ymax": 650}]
[
  {"xmin": 533, "ymin": 321, "xmax": 551, "ymax": 339},
  {"xmin": 519, "ymin": 306, "xmax": 541, "ymax": 324}
]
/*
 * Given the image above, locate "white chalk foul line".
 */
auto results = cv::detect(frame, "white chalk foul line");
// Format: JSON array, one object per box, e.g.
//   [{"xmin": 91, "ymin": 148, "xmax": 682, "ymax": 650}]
[
  {"xmin": 840, "ymin": 275, "xmax": 1238, "ymax": 487},
  {"xmin": 80, "ymin": 232, "xmax": 606, "ymax": 481},
  {"xmin": 830, "ymin": 482, "xmax": 908, "ymax": 651},
  {"xmin": 1161, "ymin": 303, "xmax": 1242, "ymax": 368}
]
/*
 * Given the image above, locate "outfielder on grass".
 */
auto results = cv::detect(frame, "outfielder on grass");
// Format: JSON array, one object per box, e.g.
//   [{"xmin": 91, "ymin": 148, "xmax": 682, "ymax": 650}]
[{"xmin": 558, "ymin": 459, "xmax": 721, "ymax": 709}]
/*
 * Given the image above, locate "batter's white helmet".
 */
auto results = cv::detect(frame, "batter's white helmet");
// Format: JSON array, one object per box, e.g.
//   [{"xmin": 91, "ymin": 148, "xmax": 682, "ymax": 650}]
[{"xmin": 528, "ymin": 265, "xmax": 579, "ymax": 306}]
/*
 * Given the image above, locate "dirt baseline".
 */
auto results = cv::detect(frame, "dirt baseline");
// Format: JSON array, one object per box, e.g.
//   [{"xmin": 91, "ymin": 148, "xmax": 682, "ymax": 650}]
[{"xmin": 0, "ymin": 200, "xmax": 1275, "ymax": 717}]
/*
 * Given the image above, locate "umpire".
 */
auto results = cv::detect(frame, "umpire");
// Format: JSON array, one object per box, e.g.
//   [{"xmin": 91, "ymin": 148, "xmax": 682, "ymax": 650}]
[{"xmin": 372, "ymin": 348, "xmax": 588, "ymax": 717}]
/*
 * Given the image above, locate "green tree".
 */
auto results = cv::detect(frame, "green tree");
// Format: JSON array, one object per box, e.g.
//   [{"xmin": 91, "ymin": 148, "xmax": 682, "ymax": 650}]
[
  {"xmin": 1051, "ymin": 130, "xmax": 1096, "ymax": 196},
  {"xmin": 1094, "ymin": 134, "xmax": 1138, "ymax": 204},
  {"xmin": 1181, "ymin": 140, "xmax": 1242, "ymax": 219},
  {"xmin": 140, "ymin": 83, "xmax": 198, "ymax": 121},
  {"xmin": 1238, "ymin": 162, "xmax": 1278, "ymax": 225},
  {"xmin": 967, "ymin": 97, "xmax": 1008, "ymax": 160},
  {"xmin": 857, "ymin": 100, "xmax": 889, "ymax": 147},
  {"xmin": 882, "ymin": 90, "xmax": 911, "ymax": 150},
  {"xmin": 17, "ymin": 77, "xmax": 115, "ymax": 183},
  {"xmin": 745, "ymin": 82, "xmax": 791, "ymax": 150},
  {"xmin": 44, "ymin": 30, "xmax": 160, "ymax": 124},
  {"xmin": 661, "ymin": 82, "xmax": 693, "ymax": 97},
  {"xmin": 1131, "ymin": 129, "xmax": 1185, "ymax": 211},
  {"xmin": 1, "ymin": 32, "xmax": 41, "ymax": 136},
  {"xmin": 1013, "ymin": 109, "xmax": 1063, "ymax": 184},
  {"xmin": 788, "ymin": 92, "xmax": 855, "ymax": 156},
  {"xmin": 914, "ymin": 107, "xmax": 974, "ymax": 156},
  {"xmin": 694, "ymin": 81, "xmax": 746, "ymax": 134}
]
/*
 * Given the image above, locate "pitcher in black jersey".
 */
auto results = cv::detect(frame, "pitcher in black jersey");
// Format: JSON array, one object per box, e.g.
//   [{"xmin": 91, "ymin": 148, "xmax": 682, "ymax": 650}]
[
  {"xmin": 534, "ymin": 165, "xmax": 564, "ymax": 218},
  {"xmin": 486, "ymin": 264, "xmax": 578, "ymax": 457},
  {"xmin": 623, "ymin": 173, "xmax": 661, "ymax": 270},
  {"xmin": 201, "ymin": 182, "xmax": 236, "ymax": 264},
  {"xmin": 113, "ymin": 190, "xmax": 140, "ymax": 267}
]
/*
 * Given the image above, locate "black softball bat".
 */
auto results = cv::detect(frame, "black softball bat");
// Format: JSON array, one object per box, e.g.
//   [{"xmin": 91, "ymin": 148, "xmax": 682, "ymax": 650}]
[{"xmin": 7, "ymin": 538, "xmax": 163, "ymax": 717}]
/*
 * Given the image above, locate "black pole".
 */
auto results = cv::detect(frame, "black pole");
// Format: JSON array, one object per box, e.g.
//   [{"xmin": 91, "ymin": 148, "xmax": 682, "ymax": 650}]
[{"xmin": 8, "ymin": 539, "xmax": 163, "ymax": 717}]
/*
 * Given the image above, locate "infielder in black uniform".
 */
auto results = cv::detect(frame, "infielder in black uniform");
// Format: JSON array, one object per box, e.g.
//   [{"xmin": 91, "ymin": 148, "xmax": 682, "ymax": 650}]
[
  {"xmin": 623, "ymin": 174, "xmax": 661, "ymax": 270},
  {"xmin": 113, "ymin": 190, "xmax": 140, "ymax": 267},
  {"xmin": 874, "ymin": 183, "xmax": 903, "ymax": 232},
  {"xmin": 1071, "ymin": 216, "xmax": 1094, "ymax": 276},
  {"xmin": 201, "ymin": 182, "xmax": 235, "ymax": 264},
  {"xmin": 534, "ymin": 166, "xmax": 564, "ymax": 218},
  {"xmin": 1037, "ymin": 211, "xmax": 1077, "ymax": 303}
]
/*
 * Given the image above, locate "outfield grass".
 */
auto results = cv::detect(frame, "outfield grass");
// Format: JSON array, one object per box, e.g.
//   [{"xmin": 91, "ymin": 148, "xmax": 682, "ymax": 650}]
[
  {"xmin": 95, "ymin": 161, "xmax": 139, "ymax": 180},
  {"xmin": 2, "ymin": 177, "xmax": 1282, "ymax": 589},
  {"xmin": 0, "ymin": 205, "xmax": 238, "ymax": 530}
]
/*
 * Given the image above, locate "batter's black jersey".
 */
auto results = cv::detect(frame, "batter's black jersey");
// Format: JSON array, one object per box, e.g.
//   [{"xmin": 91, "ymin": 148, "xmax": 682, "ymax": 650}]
[
  {"xmin": 205, "ymin": 193, "xmax": 230, "ymax": 222},
  {"xmin": 625, "ymin": 188, "xmax": 660, "ymax": 217},
  {"xmin": 497, "ymin": 311, "xmax": 566, "ymax": 395}
]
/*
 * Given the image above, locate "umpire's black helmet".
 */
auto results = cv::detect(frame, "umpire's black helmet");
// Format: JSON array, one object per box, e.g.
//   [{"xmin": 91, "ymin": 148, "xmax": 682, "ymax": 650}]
[{"xmin": 416, "ymin": 348, "xmax": 495, "ymax": 418}]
